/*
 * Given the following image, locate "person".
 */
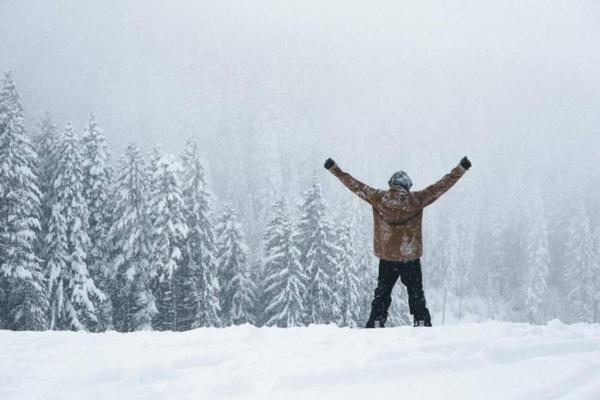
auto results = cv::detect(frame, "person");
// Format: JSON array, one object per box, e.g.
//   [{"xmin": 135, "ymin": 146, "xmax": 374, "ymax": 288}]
[{"xmin": 324, "ymin": 156, "xmax": 471, "ymax": 327}]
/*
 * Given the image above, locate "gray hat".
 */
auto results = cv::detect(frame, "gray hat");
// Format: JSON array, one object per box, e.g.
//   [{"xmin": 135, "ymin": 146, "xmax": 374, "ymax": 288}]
[{"xmin": 388, "ymin": 171, "xmax": 412, "ymax": 190}]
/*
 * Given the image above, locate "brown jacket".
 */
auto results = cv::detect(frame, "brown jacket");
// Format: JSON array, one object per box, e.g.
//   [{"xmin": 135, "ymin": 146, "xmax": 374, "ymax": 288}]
[{"xmin": 329, "ymin": 163, "xmax": 467, "ymax": 262}]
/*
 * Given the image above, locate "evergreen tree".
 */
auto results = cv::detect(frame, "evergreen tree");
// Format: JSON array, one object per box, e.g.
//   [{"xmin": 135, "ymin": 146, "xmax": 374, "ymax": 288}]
[
  {"xmin": 262, "ymin": 199, "xmax": 306, "ymax": 327},
  {"xmin": 32, "ymin": 112, "xmax": 59, "ymax": 237},
  {"xmin": 563, "ymin": 200, "xmax": 597, "ymax": 323},
  {"xmin": 523, "ymin": 193, "xmax": 550, "ymax": 324},
  {"xmin": 216, "ymin": 204, "xmax": 256, "ymax": 326},
  {"xmin": 108, "ymin": 144, "xmax": 156, "ymax": 331},
  {"xmin": 333, "ymin": 216, "xmax": 361, "ymax": 327},
  {"xmin": 0, "ymin": 71, "xmax": 48, "ymax": 330},
  {"xmin": 181, "ymin": 140, "xmax": 221, "ymax": 328},
  {"xmin": 254, "ymin": 194, "xmax": 289, "ymax": 327},
  {"xmin": 81, "ymin": 114, "xmax": 113, "ymax": 330},
  {"xmin": 173, "ymin": 252, "xmax": 198, "ymax": 331},
  {"xmin": 148, "ymin": 154, "xmax": 188, "ymax": 331},
  {"xmin": 146, "ymin": 145, "xmax": 163, "ymax": 226},
  {"xmin": 45, "ymin": 122, "xmax": 104, "ymax": 331},
  {"xmin": 297, "ymin": 175, "xmax": 338, "ymax": 325}
]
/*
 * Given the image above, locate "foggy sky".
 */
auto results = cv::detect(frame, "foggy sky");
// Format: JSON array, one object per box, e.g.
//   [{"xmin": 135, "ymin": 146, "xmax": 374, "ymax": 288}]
[{"xmin": 1, "ymin": 0, "xmax": 599, "ymax": 202}]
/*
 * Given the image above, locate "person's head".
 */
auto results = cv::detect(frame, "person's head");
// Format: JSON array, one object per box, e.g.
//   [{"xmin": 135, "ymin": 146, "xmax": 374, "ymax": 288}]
[{"xmin": 388, "ymin": 171, "xmax": 412, "ymax": 191}]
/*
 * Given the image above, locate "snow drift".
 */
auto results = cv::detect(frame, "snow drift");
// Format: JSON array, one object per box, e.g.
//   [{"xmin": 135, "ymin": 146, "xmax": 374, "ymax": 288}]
[{"xmin": 2, "ymin": 321, "xmax": 600, "ymax": 400}]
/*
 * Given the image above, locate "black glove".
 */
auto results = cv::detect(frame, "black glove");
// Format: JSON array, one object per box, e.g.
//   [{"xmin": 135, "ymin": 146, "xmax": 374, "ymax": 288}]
[
  {"xmin": 324, "ymin": 158, "xmax": 335, "ymax": 170},
  {"xmin": 460, "ymin": 156, "xmax": 471, "ymax": 170}
]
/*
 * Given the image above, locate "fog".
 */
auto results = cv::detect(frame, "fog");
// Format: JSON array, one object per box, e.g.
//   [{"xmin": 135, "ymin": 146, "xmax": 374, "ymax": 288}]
[
  {"xmin": 2, "ymin": 0, "xmax": 600, "ymax": 324},
  {"xmin": 2, "ymin": 0, "xmax": 600, "ymax": 218}
]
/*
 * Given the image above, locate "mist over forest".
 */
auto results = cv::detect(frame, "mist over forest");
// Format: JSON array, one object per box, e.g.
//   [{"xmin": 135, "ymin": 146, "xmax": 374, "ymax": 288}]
[{"xmin": 1, "ymin": 0, "xmax": 599, "ymax": 329}]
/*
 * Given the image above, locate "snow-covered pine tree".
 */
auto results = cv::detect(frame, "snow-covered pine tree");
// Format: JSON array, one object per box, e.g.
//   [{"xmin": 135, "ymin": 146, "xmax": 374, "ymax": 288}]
[
  {"xmin": 262, "ymin": 199, "xmax": 306, "ymax": 327},
  {"xmin": 45, "ymin": 122, "xmax": 104, "ymax": 331},
  {"xmin": 81, "ymin": 114, "xmax": 113, "ymax": 330},
  {"xmin": 523, "ymin": 192, "xmax": 550, "ymax": 324},
  {"xmin": 108, "ymin": 144, "xmax": 156, "ymax": 332},
  {"xmin": 333, "ymin": 215, "xmax": 361, "ymax": 328},
  {"xmin": 250, "ymin": 257, "xmax": 267, "ymax": 326},
  {"xmin": 563, "ymin": 199, "xmax": 597, "ymax": 323},
  {"xmin": 146, "ymin": 145, "xmax": 163, "ymax": 227},
  {"xmin": 181, "ymin": 140, "xmax": 221, "ymax": 328},
  {"xmin": 254, "ymin": 195, "xmax": 290, "ymax": 327},
  {"xmin": 148, "ymin": 154, "xmax": 188, "ymax": 331},
  {"xmin": 216, "ymin": 204, "xmax": 256, "ymax": 326},
  {"xmin": 32, "ymin": 112, "xmax": 59, "ymax": 235},
  {"xmin": 297, "ymin": 175, "xmax": 338, "ymax": 325},
  {"xmin": 0, "ymin": 71, "xmax": 48, "ymax": 330}
]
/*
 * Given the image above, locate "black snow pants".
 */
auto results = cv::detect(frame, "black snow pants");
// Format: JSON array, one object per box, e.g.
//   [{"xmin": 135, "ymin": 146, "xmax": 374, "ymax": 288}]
[{"xmin": 367, "ymin": 258, "xmax": 431, "ymax": 327}]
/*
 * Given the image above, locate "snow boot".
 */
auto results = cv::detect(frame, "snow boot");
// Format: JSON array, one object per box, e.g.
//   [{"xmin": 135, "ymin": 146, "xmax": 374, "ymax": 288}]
[
  {"xmin": 365, "ymin": 319, "xmax": 385, "ymax": 328},
  {"xmin": 413, "ymin": 320, "xmax": 432, "ymax": 327},
  {"xmin": 413, "ymin": 314, "xmax": 432, "ymax": 327},
  {"xmin": 412, "ymin": 308, "xmax": 432, "ymax": 327}
]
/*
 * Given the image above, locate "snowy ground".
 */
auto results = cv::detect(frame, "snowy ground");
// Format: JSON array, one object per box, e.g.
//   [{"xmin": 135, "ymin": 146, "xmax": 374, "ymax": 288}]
[{"xmin": 2, "ymin": 321, "xmax": 600, "ymax": 400}]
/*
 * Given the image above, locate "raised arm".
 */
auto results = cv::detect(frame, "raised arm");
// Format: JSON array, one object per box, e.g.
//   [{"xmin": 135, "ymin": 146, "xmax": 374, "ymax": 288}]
[
  {"xmin": 413, "ymin": 156, "xmax": 471, "ymax": 208},
  {"xmin": 324, "ymin": 158, "xmax": 381, "ymax": 204}
]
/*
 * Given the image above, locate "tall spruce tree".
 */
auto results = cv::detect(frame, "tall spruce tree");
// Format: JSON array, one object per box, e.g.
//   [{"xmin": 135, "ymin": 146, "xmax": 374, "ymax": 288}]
[
  {"xmin": 297, "ymin": 175, "xmax": 338, "ymax": 325},
  {"xmin": 146, "ymin": 145, "xmax": 163, "ymax": 226},
  {"xmin": 32, "ymin": 112, "xmax": 59, "ymax": 236},
  {"xmin": 333, "ymin": 216, "xmax": 361, "ymax": 327},
  {"xmin": 255, "ymin": 194, "xmax": 289, "ymax": 326},
  {"xmin": 81, "ymin": 114, "xmax": 113, "ymax": 330},
  {"xmin": 563, "ymin": 200, "xmax": 597, "ymax": 323},
  {"xmin": 181, "ymin": 140, "xmax": 221, "ymax": 328},
  {"xmin": 148, "ymin": 154, "xmax": 188, "ymax": 331},
  {"xmin": 45, "ymin": 122, "xmax": 104, "ymax": 331},
  {"xmin": 262, "ymin": 199, "xmax": 306, "ymax": 327},
  {"xmin": 523, "ymin": 192, "xmax": 550, "ymax": 324},
  {"xmin": 108, "ymin": 144, "xmax": 156, "ymax": 331},
  {"xmin": 216, "ymin": 204, "xmax": 256, "ymax": 326},
  {"xmin": 0, "ymin": 71, "xmax": 48, "ymax": 330}
]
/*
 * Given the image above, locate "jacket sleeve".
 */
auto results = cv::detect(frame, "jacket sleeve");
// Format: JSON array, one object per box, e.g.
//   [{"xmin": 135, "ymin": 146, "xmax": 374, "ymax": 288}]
[
  {"xmin": 328, "ymin": 164, "xmax": 381, "ymax": 204},
  {"xmin": 413, "ymin": 164, "xmax": 467, "ymax": 208}
]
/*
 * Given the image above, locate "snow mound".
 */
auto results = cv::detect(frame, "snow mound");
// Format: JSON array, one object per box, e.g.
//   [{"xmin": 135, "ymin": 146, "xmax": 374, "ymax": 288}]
[{"xmin": 2, "ymin": 322, "xmax": 600, "ymax": 400}]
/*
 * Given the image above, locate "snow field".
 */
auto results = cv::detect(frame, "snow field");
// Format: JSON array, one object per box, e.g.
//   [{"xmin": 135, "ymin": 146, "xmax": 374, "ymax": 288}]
[{"xmin": 2, "ymin": 321, "xmax": 600, "ymax": 400}]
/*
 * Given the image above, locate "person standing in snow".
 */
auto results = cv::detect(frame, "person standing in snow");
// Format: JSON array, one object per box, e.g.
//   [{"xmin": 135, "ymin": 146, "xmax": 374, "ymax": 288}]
[{"xmin": 325, "ymin": 156, "xmax": 471, "ymax": 327}]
